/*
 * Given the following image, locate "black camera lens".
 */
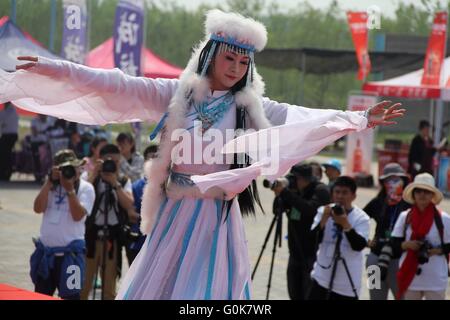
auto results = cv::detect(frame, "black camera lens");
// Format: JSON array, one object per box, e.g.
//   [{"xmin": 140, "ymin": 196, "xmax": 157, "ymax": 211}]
[
  {"xmin": 417, "ymin": 241, "xmax": 430, "ymax": 265},
  {"xmin": 332, "ymin": 204, "xmax": 345, "ymax": 216},
  {"xmin": 102, "ymin": 159, "xmax": 117, "ymax": 173},
  {"xmin": 60, "ymin": 165, "xmax": 76, "ymax": 179}
]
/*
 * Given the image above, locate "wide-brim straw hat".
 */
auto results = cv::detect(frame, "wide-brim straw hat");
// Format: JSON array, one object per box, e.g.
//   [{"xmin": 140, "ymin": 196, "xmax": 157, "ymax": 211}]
[{"xmin": 402, "ymin": 173, "xmax": 443, "ymax": 205}]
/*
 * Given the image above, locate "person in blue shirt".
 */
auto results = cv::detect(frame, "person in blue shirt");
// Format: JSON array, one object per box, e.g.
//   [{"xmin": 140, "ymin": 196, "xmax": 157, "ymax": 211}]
[{"xmin": 126, "ymin": 144, "xmax": 159, "ymax": 265}]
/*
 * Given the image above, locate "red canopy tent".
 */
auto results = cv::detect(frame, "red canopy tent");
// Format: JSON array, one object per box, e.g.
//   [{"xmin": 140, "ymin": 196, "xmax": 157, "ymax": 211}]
[{"xmin": 86, "ymin": 37, "xmax": 182, "ymax": 79}]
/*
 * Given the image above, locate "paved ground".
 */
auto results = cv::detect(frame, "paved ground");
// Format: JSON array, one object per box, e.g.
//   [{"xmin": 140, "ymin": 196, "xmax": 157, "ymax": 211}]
[{"xmin": 1, "ymin": 155, "xmax": 450, "ymax": 300}]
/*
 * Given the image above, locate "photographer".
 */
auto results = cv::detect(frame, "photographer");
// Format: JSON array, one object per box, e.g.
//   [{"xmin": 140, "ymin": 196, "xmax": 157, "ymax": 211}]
[
  {"xmin": 30, "ymin": 149, "xmax": 95, "ymax": 299},
  {"xmin": 272, "ymin": 163, "xmax": 330, "ymax": 300},
  {"xmin": 80, "ymin": 144, "xmax": 135, "ymax": 300},
  {"xmin": 308, "ymin": 176, "xmax": 370, "ymax": 300},
  {"xmin": 363, "ymin": 163, "xmax": 410, "ymax": 300},
  {"xmin": 391, "ymin": 173, "xmax": 450, "ymax": 300},
  {"xmin": 126, "ymin": 144, "xmax": 158, "ymax": 265}
]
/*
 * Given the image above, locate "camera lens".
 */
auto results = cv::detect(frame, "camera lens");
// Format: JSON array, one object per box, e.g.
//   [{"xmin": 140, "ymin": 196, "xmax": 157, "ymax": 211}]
[
  {"xmin": 102, "ymin": 159, "xmax": 117, "ymax": 173},
  {"xmin": 332, "ymin": 205, "xmax": 344, "ymax": 216},
  {"xmin": 60, "ymin": 165, "xmax": 76, "ymax": 179}
]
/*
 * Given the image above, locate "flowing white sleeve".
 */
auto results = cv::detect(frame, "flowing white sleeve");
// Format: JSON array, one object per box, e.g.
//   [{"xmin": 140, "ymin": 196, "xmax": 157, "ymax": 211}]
[
  {"xmin": 0, "ymin": 56, "xmax": 179, "ymax": 125},
  {"xmin": 262, "ymin": 97, "xmax": 368, "ymax": 127},
  {"xmin": 192, "ymin": 100, "xmax": 368, "ymax": 195}
]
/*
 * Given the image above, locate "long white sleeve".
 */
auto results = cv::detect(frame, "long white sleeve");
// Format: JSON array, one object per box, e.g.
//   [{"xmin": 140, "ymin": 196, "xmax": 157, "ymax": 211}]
[
  {"xmin": 0, "ymin": 56, "xmax": 180, "ymax": 125},
  {"xmin": 262, "ymin": 97, "xmax": 367, "ymax": 127}
]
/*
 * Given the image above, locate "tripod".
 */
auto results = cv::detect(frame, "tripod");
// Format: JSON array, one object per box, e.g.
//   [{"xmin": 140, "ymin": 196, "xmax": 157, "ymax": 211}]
[
  {"xmin": 92, "ymin": 183, "xmax": 112, "ymax": 300},
  {"xmin": 252, "ymin": 196, "xmax": 284, "ymax": 300},
  {"xmin": 327, "ymin": 226, "xmax": 358, "ymax": 300}
]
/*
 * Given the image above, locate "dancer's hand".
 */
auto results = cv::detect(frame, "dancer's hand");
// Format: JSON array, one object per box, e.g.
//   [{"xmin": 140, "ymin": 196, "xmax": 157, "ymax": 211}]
[
  {"xmin": 16, "ymin": 56, "xmax": 38, "ymax": 70},
  {"xmin": 367, "ymin": 100, "xmax": 405, "ymax": 128}
]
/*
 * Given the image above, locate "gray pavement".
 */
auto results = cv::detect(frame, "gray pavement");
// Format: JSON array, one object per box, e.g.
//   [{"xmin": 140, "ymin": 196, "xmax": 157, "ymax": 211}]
[{"xmin": 1, "ymin": 155, "xmax": 450, "ymax": 300}]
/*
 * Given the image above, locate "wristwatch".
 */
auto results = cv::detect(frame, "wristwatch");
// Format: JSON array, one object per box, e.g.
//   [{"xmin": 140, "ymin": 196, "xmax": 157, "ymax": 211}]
[
  {"xmin": 112, "ymin": 183, "xmax": 122, "ymax": 190},
  {"xmin": 67, "ymin": 189, "xmax": 76, "ymax": 197}
]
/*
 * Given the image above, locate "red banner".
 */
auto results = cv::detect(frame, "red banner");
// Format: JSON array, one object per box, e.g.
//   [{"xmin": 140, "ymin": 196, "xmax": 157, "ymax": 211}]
[
  {"xmin": 421, "ymin": 11, "xmax": 448, "ymax": 86},
  {"xmin": 347, "ymin": 11, "xmax": 371, "ymax": 80}
]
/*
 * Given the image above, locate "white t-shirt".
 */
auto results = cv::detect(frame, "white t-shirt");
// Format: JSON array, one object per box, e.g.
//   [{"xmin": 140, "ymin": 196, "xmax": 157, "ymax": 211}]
[
  {"xmin": 310, "ymin": 205, "xmax": 370, "ymax": 297},
  {"xmin": 80, "ymin": 171, "xmax": 132, "ymax": 226},
  {"xmin": 39, "ymin": 179, "xmax": 95, "ymax": 247},
  {"xmin": 391, "ymin": 208, "xmax": 450, "ymax": 292}
]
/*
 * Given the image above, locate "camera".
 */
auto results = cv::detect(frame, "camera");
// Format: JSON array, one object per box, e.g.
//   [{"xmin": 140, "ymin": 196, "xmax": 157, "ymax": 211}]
[
  {"xmin": 417, "ymin": 240, "xmax": 432, "ymax": 265},
  {"xmin": 331, "ymin": 204, "xmax": 345, "ymax": 216},
  {"xmin": 263, "ymin": 173, "xmax": 297, "ymax": 190},
  {"xmin": 377, "ymin": 244, "xmax": 393, "ymax": 281},
  {"xmin": 59, "ymin": 165, "xmax": 76, "ymax": 179},
  {"xmin": 102, "ymin": 159, "xmax": 117, "ymax": 173}
]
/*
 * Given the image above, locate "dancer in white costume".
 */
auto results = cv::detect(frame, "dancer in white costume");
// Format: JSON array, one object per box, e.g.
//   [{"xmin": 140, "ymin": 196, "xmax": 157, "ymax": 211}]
[{"xmin": 0, "ymin": 10, "xmax": 404, "ymax": 299}]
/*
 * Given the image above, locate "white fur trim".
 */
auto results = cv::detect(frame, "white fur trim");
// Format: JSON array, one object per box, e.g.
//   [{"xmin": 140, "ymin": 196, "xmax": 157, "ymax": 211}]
[{"xmin": 205, "ymin": 9, "xmax": 267, "ymax": 52}]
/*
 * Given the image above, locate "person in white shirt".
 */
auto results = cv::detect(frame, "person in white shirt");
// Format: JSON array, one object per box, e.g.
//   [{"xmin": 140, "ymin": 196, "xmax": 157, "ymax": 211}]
[
  {"xmin": 309, "ymin": 176, "xmax": 370, "ymax": 300},
  {"xmin": 0, "ymin": 102, "xmax": 18, "ymax": 180},
  {"xmin": 30, "ymin": 149, "xmax": 95, "ymax": 299},
  {"xmin": 391, "ymin": 173, "xmax": 450, "ymax": 300}
]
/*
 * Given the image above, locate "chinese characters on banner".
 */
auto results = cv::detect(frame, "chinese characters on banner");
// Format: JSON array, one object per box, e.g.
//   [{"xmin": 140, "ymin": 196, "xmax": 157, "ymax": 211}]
[
  {"xmin": 347, "ymin": 12, "xmax": 371, "ymax": 81},
  {"xmin": 421, "ymin": 11, "xmax": 448, "ymax": 86},
  {"xmin": 113, "ymin": 0, "xmax": 145, "ymax": 77},
  {"xmin": 345, "ymin": 94, "xmax": 378, "ymax": 177},
  {"xmin": 61, "ymin": 0, "xmax": 88, "ymax": 64},
  {"xmin": 113, "ymin": 0, "xmax": 145, "ymax": 150}
]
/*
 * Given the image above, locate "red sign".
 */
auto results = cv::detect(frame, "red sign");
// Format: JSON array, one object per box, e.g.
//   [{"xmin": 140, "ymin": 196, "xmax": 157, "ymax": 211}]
[
  {"xmin": 347, "ymin": 11, "xmax": 371, "ymax": 80},
  {"xmin": 362, "ymin": 83, "xmax": 442, "ymax": 99},
  {"xmin": 421, "ymin": 11, "xmax": 448, "ymax": 86}
]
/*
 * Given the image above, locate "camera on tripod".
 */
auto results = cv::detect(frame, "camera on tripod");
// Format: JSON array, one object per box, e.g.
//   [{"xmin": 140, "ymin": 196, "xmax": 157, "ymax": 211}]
[
  {"xmin": 102, "ymin": 159, "xmax": 117, "ymax": 173},
  {"xmin": 263, "ymin": 173, "xmax": 297, "ymax": 190},
  {"xmin": 417, "ymin": 240, "xmax": 432, "ymax": 265}
]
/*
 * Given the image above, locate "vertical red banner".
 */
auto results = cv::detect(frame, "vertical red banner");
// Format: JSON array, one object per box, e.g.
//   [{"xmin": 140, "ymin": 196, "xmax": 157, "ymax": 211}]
[
  {"xmin": 347, "ymin": 11, "xmax": 371, "ymax": 80},
  {"xmin": 421, "ymin": 11, "xmax": 448, "ymax": 86}
]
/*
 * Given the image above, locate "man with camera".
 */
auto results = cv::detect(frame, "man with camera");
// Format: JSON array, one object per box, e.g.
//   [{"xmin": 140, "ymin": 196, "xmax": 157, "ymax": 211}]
[
  {"xmin": 272, "ymin": 163, "xmax": 330, "ymax": 300},
  {"xmin": 80, "ymin": 144, "xmax": 135, "ymax": 300},
  {"xmin": 391, "ymin": 173, "xmax": 450, "ymax": 300},
  {"xmin": 30, "ymin": 149, "xmax": 95, "ymax": 299},
  {"xmin": 308, "ymin": 176, "xmax": 370, "ymax": 300}
]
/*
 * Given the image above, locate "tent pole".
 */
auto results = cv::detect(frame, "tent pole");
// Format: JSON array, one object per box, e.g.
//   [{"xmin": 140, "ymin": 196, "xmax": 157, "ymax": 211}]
[{"xmin": 434, "ymin": 99, "xmax": 444, "ymax": 183}]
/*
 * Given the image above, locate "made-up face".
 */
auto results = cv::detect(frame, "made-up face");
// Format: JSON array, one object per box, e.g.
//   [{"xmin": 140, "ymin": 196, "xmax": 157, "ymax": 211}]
[
  {"xmin": 209, "ymin": 50, "xmax": 250, "ymax": 90},
  {"xmin": 383, "ymin": 176, "xmax": 405, "ymax": 205}
]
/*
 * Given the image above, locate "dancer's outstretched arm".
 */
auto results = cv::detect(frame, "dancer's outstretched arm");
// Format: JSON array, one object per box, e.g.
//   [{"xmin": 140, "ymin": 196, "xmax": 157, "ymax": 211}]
[{"xmin": 0, "ymin": 56, "xmax": 179, "ymax": 125}]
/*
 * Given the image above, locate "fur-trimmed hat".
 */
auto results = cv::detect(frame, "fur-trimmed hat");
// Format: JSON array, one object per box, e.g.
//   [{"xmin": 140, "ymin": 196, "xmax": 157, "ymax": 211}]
[{"xmin": 205, "ymin": 9, "xmax": 267, "ymax": 52}]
